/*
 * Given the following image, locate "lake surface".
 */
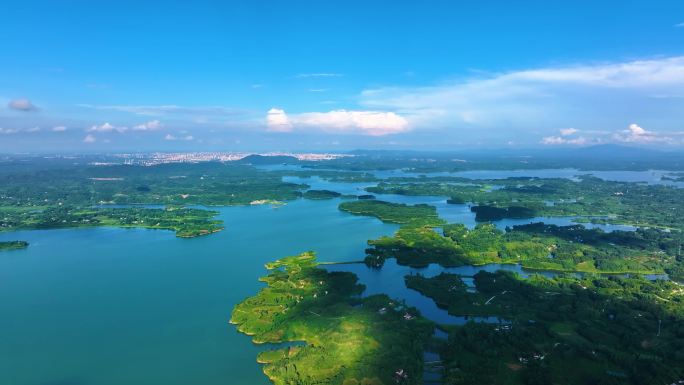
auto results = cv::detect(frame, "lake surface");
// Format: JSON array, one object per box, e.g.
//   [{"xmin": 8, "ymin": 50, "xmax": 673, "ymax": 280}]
[
  {"xmin": 260, "ymin": 164, "xmax": 684, "ymax": 188},
  {"xmin": 0, "ymin": 168, "xmax": 672, "ymax": 385},
  {"xmin": 0, "ymin": 199, "xmax": 398, "ymax": 385}
]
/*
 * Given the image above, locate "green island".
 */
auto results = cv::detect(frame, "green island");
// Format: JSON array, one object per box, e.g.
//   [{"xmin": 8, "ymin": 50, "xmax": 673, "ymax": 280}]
[
  {"xmin": 339, "ymin": 200, "xmax": 446, "ymax": 227},
  {"xmin": 231, "ymin": 252, "xmax": 433, "ymax": 385},
  {"xmin": 0, "ymin": 240, "xmax": 29, "ymax": 251},
  {"xmin": 367, "ymin": 176, "xmax": 684, "ymax": 229},
  {"xmin": 364, "ymin": 223, "xmax": 683, "ymax": 279},
  {"xmin": 406, "ymin": 270, "xmax": 684, "ymax": 385},
  {"xmin": 0, "ymin": 206, "xmax": 223, "ymax": 238},
  {"xmin": 303, "ymin": 189, "xmax": 343, "ymax": 200}
]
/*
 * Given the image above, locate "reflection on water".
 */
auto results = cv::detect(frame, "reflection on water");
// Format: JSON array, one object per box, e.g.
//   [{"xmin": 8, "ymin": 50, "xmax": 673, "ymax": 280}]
[
  {"xmin": 325, "ymin": 258, "xmax": 667, "ymax": 326},
  {"xmin": 325, "ymin": 260, "xmax": 528, "ymax": 325}
]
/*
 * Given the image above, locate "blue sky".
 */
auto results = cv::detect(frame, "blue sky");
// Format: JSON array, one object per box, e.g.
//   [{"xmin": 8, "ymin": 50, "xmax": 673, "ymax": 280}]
[{"xmin": 1, "ymin": 0, "xmax": 684, "ymax": 152}]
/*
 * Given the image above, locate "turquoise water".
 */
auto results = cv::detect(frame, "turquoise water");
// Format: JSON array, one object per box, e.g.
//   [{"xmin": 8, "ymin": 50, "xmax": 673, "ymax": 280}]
[
  {"xmin": 0, "ymin": 199, "xmax": 398, "ymax": 385},
  {"xmin": 0, "ymin": 169, "xmax": 673, "ymax": 385},
  {"xmin": 262, "ymin": 165, "xmax": 684, "ymax": 187}
]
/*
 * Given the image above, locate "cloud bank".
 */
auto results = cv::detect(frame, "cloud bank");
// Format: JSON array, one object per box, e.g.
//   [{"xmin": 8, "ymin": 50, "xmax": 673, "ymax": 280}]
[
  {"xmin": 266, "ymin": 109, "xmax": 409, "ymax": 136},
  {"xmin": 359, "ymin": 56, "xmax": 684, "ymax": 140}
]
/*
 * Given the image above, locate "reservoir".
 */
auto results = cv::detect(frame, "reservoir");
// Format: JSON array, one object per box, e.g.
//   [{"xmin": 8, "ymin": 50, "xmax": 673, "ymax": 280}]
[{"xmin": 0, "ymin": 169, "xmax": 674, "ymax": 385}]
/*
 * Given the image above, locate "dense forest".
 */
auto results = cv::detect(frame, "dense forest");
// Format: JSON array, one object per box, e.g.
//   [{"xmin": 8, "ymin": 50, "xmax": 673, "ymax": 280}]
[
  {"xmin": 407, "ymin": 271, "xmax": 684, "ymax": 385},
  {"xmin": 365, "ymin": 223, "xmax": 683, "ymax": 279}
]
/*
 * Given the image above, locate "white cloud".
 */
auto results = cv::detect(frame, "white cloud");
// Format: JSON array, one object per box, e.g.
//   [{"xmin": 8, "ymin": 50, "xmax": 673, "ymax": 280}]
[
  {"xmin": 559, "ymin": 128, "xmax": 578, "ymax": 136},
  {"xmin": 8, "ymin": 98, "xmax": 38, "ymax": 111},
  {"xmin": 164, "ymin": 134, "xmax": 194, "ymax": 141},
  {"xmin": 540, "ymin": 136, "xmax": 589, "ymax": 145},
  {"xmin": 0, "ymin": 127, "xmax": 20, "ymax": 134},
  {"xmin": 613, "ymin": 123, "xmax": 674, "ymax": 144},
  {"xmin": 541, "ymin": 123, "xmax": 681, "ymax": 146},
  {"xmin": 52, "ymin": 126, "xmax": 67, "ymax": 132},
  {"xmin": 0, "ymin": 127, "xmax": 41, "ymax": 134},
  {"xmin": 83, "ymin": 134, "xmax": 96, "ymax": 143},
  {"xmin": 133, "ymin": 120, "xmax": 163, "ymax": 131},
  {"xmin": 360, "ymin": 56, "xmax": 684, "ymax": 132},
  {"xmin": 266, "ymin": 108, "xmax": 293, "ymax": 132},
  {"xmin": 266, "ymin": 109, "xmax": 409, "ymax": 136},
  {"xmin": 88, "ymin": 122, "xmax": 127, "ymax": 133}
]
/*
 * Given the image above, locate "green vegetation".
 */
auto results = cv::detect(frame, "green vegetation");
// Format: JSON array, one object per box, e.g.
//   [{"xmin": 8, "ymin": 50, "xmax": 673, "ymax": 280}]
[
  {"xmin": 367, "ymin": 176, "xmax": 684, "ymax": 229},
  {"xmin": 407, "ymin": 271, "xmax": 684, "ymax": 385},
  {"xmin": 0, "ymin": 162, "xmax": 307, "ymax": 207},
  {"xmin": 0, "ymin": 161, "xmax": 328, "ymax": 238},
  {"xmin": 303, "ymin": 189, "xmax": 343, "ymax": 200},
  {"xmin": 231, "ymin": 252, "xmax": 433, "ymax": 385},
  {"xmin": 364, "ymin": 223, "xmax": 682, "ymax": 277},
  {"xmin": 366, "ymin": 227, "xmax": 465, "ymax": 268},
  {"xmin": 0, "ymin": 206, "xmax": 223, "ymax": 238},
  {"xmin": 0, "ymin": 240, "xmax": 28, "ymax": 251},
  {"xmin": 339, "ymin": 200, "xmax": 446, "ymax": 227}
]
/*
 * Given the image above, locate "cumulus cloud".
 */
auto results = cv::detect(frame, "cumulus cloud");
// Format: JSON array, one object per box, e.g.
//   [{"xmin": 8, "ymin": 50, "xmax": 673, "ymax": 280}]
[
  {"xmin": 133, "ymin": 120, "xmax": 163, "ymax": 131},
  {"xmin": 52, "ymin": 126, "xmax": 67, "ymax": 132},
  {"xmin": 613, "ymin": 123, "xmax": 674, "ymax": 144},
  {"xmin": 83, "ymin": 134, "xmax": 96, "ymax": 143},
  {"xmin": 266, "ymin": 109, "xmax": 409, "ymax": 136},
  {"xmin": 540, "ymin": 127, "xmax": 591, "ymax": 145},
  {"xmin": 164, "ymin": 134, "xmax": 194, "ymax": 141},
  {"xmin": 266, "ymin": 108, "xmax": 293, "ymax": 132},
  {"xmin": 540, "ymin": 123, "xmax": 681, "ymax": 146},
  {"xmin": 88, "ymin": 122, "xmax": 127, "ymax": 133},
  {"xmin": 559, "ymin": 128, "xmax": 578, "ymax": 136},
  {"xmin": 8, "ymin": 98, "xmax": 38, "ymax": 111}
]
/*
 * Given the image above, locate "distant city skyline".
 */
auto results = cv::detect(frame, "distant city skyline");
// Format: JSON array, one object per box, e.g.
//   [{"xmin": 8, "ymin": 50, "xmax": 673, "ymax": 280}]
[{"xmin": 2, "ymin": 1, "xmax": 684, "ymax": 151}]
